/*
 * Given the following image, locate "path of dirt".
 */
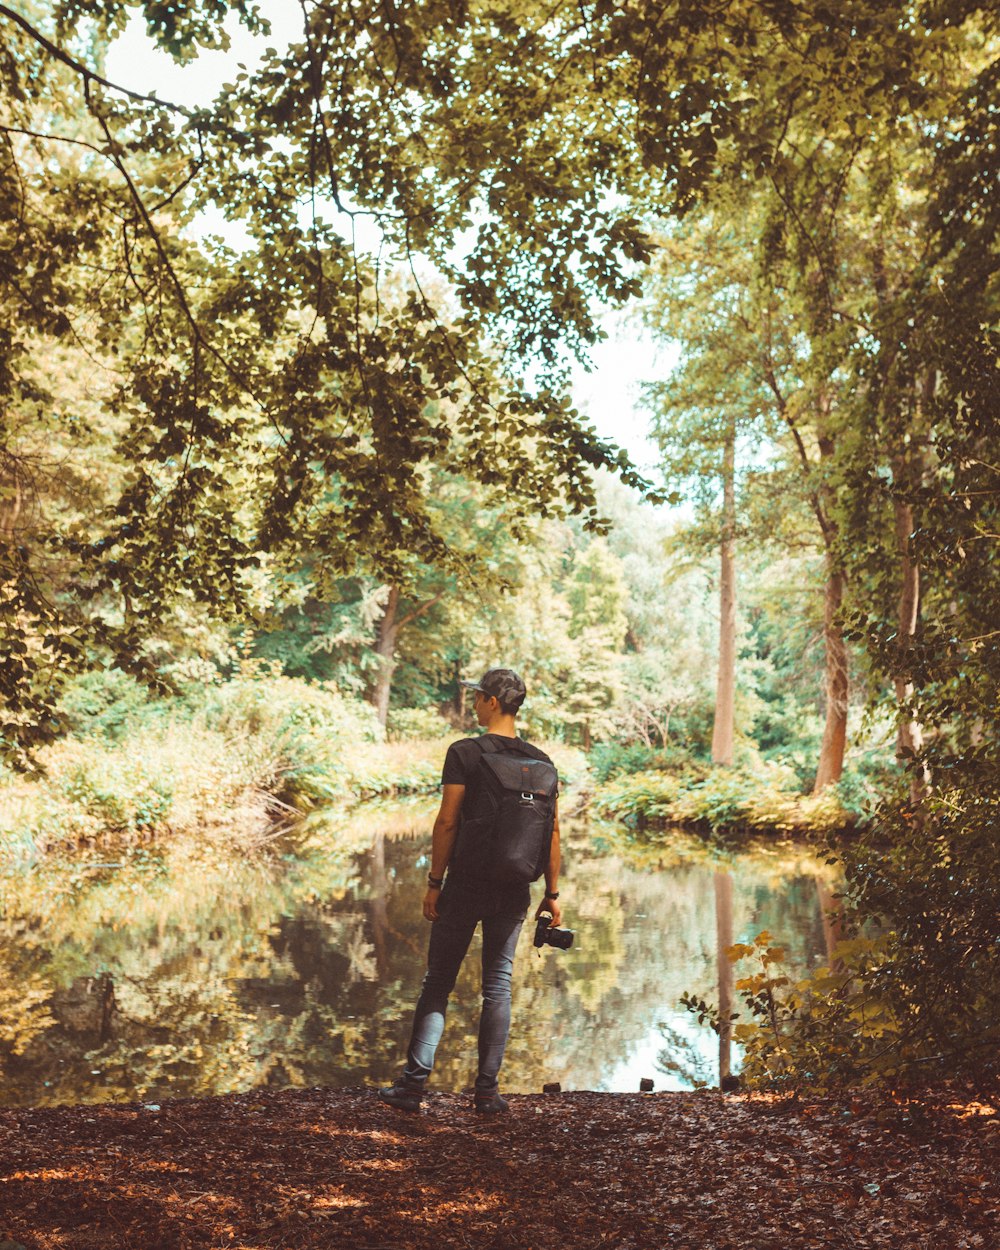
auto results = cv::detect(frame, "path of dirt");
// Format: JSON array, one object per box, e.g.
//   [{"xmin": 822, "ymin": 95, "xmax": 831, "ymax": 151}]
[{"xmin": 0, "ymin": 1087, "xmax": 996, "ymax": 1249}]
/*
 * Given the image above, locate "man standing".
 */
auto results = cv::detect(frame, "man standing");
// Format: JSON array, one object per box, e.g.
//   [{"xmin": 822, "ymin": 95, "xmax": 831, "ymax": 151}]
[{"xmin": 378, "ymin": 667, "xmax": 562, "ymax": 1114}]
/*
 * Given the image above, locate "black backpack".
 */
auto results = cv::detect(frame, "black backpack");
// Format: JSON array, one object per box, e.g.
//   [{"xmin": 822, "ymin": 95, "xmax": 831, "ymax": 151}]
[{"xmin": 451, "ymin": 737, "xmax": 559, "ymax": 887}]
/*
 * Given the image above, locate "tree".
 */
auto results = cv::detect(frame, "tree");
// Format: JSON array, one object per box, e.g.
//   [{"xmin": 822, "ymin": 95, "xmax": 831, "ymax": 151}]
[
  {"xmin": 1, "ymin": 0, "xmax": 660, "ymax": 765},
  {"xmin": 594, "ymin": 473, "xmax": 717, "ymax": 755},
  {"xmin": 641, "ymin": 211, "xmax": 827, "ymax": 773},
  {"xmin": 563, "ymin": 539, "xmax": 628, "ymax": 749}
]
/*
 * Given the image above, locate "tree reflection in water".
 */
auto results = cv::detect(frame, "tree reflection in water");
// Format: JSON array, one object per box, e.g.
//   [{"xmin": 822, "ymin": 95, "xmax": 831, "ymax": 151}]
[{"xmin": 0, "ymin": 800, "xmax": 832, "ymax": 1105}]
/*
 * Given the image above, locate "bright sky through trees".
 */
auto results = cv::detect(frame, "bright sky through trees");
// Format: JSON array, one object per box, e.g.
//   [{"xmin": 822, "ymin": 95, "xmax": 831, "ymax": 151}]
[{"xmin": 104, "ymin": 8, "xmax": 668, "ymax": 477}]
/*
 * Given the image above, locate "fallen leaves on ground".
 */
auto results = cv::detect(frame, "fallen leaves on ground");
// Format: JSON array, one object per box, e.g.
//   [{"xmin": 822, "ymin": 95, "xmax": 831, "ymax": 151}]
[{"xmin": 0, "ymin": 1087, "xmax": 997, "ymax": 1249}]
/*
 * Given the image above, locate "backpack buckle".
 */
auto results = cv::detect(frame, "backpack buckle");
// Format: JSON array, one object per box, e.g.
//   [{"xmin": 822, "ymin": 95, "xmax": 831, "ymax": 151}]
[{"xmin": 519, "ymin": 792, "xmax": 535, "ymax": 805}]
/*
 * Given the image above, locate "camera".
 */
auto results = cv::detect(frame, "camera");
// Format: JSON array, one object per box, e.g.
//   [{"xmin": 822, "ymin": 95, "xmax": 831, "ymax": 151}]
[{"xmin": 533, "ymin": 912, "xmax": 574, "ymax": 950}]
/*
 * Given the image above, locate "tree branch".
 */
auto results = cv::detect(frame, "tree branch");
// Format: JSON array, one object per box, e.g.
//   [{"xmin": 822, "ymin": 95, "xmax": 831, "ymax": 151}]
[
  {"xmin": 0, "ymin": 3, "xmax": 193, "ymax": 117},
  {"xmin": 84, "ymin": 80, "xmax": 287, "ymax": 444},
  {"xmin": 395, "ymin": 590, "xmax": 447, "ymax": 631}
]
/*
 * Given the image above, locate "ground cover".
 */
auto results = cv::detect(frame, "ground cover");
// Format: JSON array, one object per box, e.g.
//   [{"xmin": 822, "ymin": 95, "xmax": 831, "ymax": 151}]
[
  {"xmin": 0, "ymin": 1087, "xmax": 994, "ymax": 1249},
  {"xmin": 592, "ymin": 766, "xmax": 862, "ymax": 839}
]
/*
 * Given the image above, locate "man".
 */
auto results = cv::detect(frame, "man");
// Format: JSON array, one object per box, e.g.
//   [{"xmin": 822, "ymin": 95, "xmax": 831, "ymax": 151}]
[{"xmin": 378, "ymin": 667, "xmax": 562, "ymax": 1114}]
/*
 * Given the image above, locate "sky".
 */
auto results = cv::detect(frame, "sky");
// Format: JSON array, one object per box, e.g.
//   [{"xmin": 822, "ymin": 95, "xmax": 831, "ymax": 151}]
[{"xmin": 104, "ymin": 10, "xmax": 669, "ymax": 478}]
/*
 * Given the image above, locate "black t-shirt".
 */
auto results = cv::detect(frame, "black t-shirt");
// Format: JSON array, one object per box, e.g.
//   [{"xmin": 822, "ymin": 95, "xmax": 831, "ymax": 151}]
[{"xmin": 441, "ymin": 734, "xmax": 556, "ymax": 903}]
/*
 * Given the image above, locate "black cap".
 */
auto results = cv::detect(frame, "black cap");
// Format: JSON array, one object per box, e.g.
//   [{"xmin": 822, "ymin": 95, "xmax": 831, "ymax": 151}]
[{"xmin": 459, "ymin": 667, "xmax": 527, "ymax": 710}]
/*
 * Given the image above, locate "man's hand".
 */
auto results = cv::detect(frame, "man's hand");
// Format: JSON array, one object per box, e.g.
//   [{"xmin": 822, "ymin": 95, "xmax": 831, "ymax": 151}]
[
  {"xmin": 534, "ymin": 897, "xmax": 562, "ymax": 928},
  {"xmin": 423, "ymin": 887, "xmax": 442, "ymax": 922}
]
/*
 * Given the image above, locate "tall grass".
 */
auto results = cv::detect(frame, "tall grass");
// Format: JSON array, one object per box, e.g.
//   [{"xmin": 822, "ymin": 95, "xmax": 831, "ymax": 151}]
[
  {"xmin": 0, "ymin": 675, "xmax": 450, "ymax": 863},
  {"xmin": 593, "ymin": 763, "xmax": 859, "ymax": 838}
]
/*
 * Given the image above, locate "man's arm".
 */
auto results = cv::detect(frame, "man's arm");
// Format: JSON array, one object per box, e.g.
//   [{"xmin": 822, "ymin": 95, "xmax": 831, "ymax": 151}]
[
  {"xmin": 423, "ymin": 783, "xmax": 464, "ymax": 921},
  {"xmin": 534, "ymin": 799, "xmax": 562, "ymax": 927}
]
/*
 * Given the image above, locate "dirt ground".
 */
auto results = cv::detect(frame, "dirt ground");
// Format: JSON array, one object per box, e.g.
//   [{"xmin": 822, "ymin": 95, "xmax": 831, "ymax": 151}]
[{"xmin": 0, "ymin": 1086, "xmax": 996, "ymax": 1250}]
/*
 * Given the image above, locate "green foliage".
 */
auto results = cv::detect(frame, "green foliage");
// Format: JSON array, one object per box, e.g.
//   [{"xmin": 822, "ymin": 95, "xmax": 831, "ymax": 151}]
[
  {"xmin": 588, "ymin": 741, "xmax": 698, "ymax": 785},
  {"xmin": 385, "ymin": 706, "xmax": 451, "ymax": 743},
  {"xmin": 0, "ymin": 675, "xmax": 445, "ymax": 859},
  {"xmin": 595, "ymin": 766, "xmax": 854, "ymax": 838},
  {"xmin": 689, "ymin": 760, "xmax": 1000, "ymax": 1091},
  {"xmin": 56, "ymin": 669, "xmax": 164, "ymax": 740},
  {"xmin": 1, "ymin": 0, "xmax": 670, "ymax": 766}
]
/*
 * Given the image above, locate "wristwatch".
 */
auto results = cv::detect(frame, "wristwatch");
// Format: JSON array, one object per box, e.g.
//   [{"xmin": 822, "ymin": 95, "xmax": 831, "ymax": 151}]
[{"xmin": 544, "ymin": 891, "xmax": 560, "ymax": 900}]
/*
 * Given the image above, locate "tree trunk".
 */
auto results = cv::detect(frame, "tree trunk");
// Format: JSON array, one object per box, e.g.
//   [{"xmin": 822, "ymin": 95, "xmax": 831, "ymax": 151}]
[
  {"xmin": 813, "ymin": 557, "xmax": 849, "ymax": 793},
  {"xmin": 369, "ymin": 586, "xmax": 447, "ymax": 729},
  {"xmin": 815, "ymin": 877, "xmax": 846, "ymax": 970},
  {"xmin": 812, "ymin": 423, "xmax": 848, "ymax": 794},
  {"xmin": 711, "ymin": 424, "xmax": 737, "ymax": 767},
  {"xmin": 371, "ymin": 584, "xmax": 400, "ymax": 729},
  {"xmin": 893, "ymin": 492, "xmax": 929, "ymax": 804},
  {"xmin": 0, "ymin": 462, "xmax": 24, "ymax": 541},
  {"xmin": 715, "ymin": 869, "xmax": 734, "ymax": 1085},
  {"xmin": 368, "ymin": 831, "xmax": 390, "ymax": 978},
  {"xmin": 891, "ymin": 374, "xmax": 933, "ymax": 806},
  {"xmin": 453, "ymin": 659, "xmax": 465, "ymax": 719}
]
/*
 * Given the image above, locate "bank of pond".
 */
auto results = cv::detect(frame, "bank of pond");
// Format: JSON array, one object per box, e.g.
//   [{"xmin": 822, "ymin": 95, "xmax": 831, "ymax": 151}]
[
  {"xmin": 1, "ymin": 728, "xmax": 863, "ymax": 871},
  {"xmin": 0, "ymin": 792, "xmax": 847, "ymax": 1109}
]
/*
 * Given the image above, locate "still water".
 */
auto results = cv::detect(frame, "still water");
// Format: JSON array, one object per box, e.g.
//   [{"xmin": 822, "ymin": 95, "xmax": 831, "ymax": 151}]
[{"xmin": 0, "ymin": 799, "xmax": 836, "ymax": 1106}]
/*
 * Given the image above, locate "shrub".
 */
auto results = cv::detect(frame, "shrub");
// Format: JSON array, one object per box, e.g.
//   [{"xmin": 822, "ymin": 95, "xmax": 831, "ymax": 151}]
[
  {"xmin": 0, "ymin": 678, "xmax": 390, "ymax": 856},
  {"xmin": 386, "ymin": 706, "xmax": 452, "ymax": 742},
  {"xmin": 685, "ymin": 767, "xmax": 1000, "ymax": 1092},
  {"xmin": 588, "ymin": 740, "xmax": 697, "ymax": 784},
  {"xmin": 193, "ymin": 676, "xmax": 385, "ymax": 805},
  {"xmin": 592, "ymin": 770, "xmax": 686, "ymax": 827},
  {"xmin": 57, "ymin": 668, "xmax": 165, "ymax": 740},
  {"xmin": 0, "ymin": 720, "xmax": 289, "ymax": 860},
  {"xmin": 593, "ymin": 764, "xmax": 853, "ymax": 837}
]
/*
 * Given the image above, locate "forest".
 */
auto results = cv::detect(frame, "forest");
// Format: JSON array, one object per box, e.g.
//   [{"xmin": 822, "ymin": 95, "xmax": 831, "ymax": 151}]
[{"xmin": 1, "ymin": 0, "xmax": 999, "ymax": 1133}]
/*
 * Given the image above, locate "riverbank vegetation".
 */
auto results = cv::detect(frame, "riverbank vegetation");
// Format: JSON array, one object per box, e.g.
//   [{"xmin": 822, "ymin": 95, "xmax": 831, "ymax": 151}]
[
  {"xmin": 0, "ymin": 469, "xmax": 882, "ymax": 856},
  {"xmin": 592, "ymin": 765, "xmax": 854, "ymax": 839},
  {"xmin": 2, "ymin": 0, "xmax": 999, "ymax": 1099},
  {"xmin": 0, "ymin": 666, "xmax": 588, "ymax": 863}
]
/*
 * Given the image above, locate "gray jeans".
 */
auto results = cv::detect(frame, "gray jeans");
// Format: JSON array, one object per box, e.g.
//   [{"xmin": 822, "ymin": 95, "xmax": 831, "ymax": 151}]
[{"xmin": 403, "ymin": 884, "xmax": 527, "ymax": 1092}]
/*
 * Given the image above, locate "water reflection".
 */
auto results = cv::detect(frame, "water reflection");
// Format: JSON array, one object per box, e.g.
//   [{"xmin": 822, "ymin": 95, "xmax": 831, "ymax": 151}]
[{"xmin": 0, "ymin": 800, "xmax": 832, "ymax": 1106}]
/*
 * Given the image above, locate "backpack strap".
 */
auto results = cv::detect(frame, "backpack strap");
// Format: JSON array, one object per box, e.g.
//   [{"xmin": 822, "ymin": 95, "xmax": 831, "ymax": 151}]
[{"xmin": 473, "ymin": 735, "xmax": 521, "ymax": 756}]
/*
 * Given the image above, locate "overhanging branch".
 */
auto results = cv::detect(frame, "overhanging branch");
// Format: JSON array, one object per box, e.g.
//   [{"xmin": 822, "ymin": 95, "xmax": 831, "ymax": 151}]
[{"xmin": 0, "ymin": 3, "xmax": 193, "ymax": 118}]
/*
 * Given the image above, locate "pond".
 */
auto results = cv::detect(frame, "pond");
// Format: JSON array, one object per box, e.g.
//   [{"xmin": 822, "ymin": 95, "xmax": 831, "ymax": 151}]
[{"xmin": 0, "ymin": 798, "xmax": 839, "ymax": 1106}]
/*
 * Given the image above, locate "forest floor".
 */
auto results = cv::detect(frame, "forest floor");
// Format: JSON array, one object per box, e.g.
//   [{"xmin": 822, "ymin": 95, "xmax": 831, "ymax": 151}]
[{"xmin": 0, "ymin": 1086, "xmax": 996, "ymax": 1250}]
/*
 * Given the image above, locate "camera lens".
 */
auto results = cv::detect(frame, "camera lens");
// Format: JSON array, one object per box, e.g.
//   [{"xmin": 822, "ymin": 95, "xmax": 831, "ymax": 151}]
[
  {"xmin": 548, "ymin": 927, "xmax": 574, "ymax": 950},
  {"xmin": 533, "ymin": 916, "xmax": 574, "ymax": 951}
]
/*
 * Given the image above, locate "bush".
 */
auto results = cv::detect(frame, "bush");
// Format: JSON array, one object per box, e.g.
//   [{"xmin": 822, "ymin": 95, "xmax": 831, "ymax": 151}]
[
  {"xmin": 592, "ymin": 770, "xmax": 687, "ymax": 827},
  {"xmin": 386, "ymin": 706, "xmax": 452, "ymax": 742},
  {"xmin": 192, "ymin": 676, "xmax": 388, "ymax": 805},
  {"xmin": 0, "ymin": 716, "xmax": 298, "ymax": 858},
  {"xmin": 683, "ymin": 765, "xmax": 1000, "ymax": 1093},
  {"xmin": 57, "ymin": 668, "xmax": 165, "ymax": 740},
  {"xmin": 588, "ymin": 740, "xmax": 698, "ymax": 784},
  {"xmin": 593, "ymin": 764, "xmax": 853, "ymax": 837},
  {"xmin": 834, "ymin": 757, "xmax": 899, "ymax": 825},
  {"xmin": 0, "ymin": 677, "xmax": 444, "ymax": 859}
]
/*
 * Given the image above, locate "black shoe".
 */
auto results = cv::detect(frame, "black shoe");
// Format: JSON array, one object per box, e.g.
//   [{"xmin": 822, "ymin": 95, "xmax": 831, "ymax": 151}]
[
  {"xmin": 474, "ymin": 1090, "xmax": 509, "ymax": 1115},
  {"xmin": 378, "ymin": 1079, "xmax": 423, "ymax": 1113}
]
